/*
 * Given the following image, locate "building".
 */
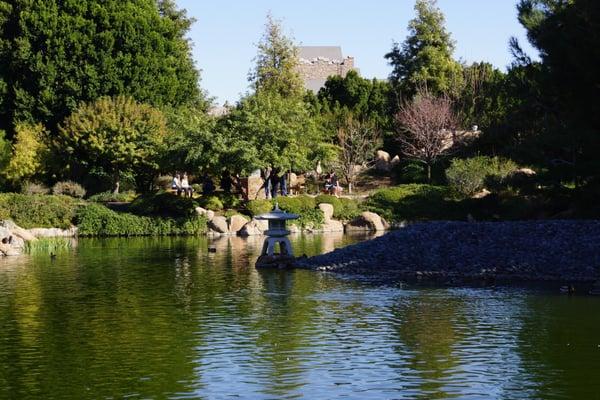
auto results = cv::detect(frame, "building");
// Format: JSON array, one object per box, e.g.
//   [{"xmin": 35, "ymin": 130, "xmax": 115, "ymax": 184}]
[{"xmin": 296, "ymin": 46, "xmax": 356, "ymax": 93}]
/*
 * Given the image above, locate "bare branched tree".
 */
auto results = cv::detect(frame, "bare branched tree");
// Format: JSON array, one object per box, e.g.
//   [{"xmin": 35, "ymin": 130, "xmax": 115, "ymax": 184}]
[
  {"xmin": 335, "ymin": 118, "xmax": 381, "ymax": 193},
  {"xmin": 395, "ymin": 89, "xmax": 460, "ymax": 182}
]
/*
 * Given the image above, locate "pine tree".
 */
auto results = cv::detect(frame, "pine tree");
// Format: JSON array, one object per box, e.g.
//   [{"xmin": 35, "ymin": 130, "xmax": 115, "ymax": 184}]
[
  {"xmin": 385, "ymin": 0, "xmax": 462, "ymax": 97},
  {"xmin": 249, "ymin": 14, "xmax": 304, "ymax": 98}
]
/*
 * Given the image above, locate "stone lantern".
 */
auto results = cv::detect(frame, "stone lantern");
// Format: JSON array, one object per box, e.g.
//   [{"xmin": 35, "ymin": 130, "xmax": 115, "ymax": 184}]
[{"xmin": 255, "ymin": 203, "xmax": 299, "ymax": 268}]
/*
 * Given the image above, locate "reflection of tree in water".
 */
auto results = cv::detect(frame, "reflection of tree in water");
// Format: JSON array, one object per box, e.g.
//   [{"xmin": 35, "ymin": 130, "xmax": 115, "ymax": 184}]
[
  {"xmin": 390, "ymin": 292, "xmax": 465, "ymax": 399},
  {"xmin": 0, "ymin": 237, "xmax": 206, "ymax": 399},
  {"xmin": 516, "ymin": 295, "xmax": 600, "ymax": 399}
]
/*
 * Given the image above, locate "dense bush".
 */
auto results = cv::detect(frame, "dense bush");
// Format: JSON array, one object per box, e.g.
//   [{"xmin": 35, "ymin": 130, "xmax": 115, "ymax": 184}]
[
  {"xmin": 20, "ymin": 182, "xmax": 50, "ymax": 195},
  {"xmin": 76, "ymin": 204, "xmax": 207, "ymax": 236},
  {"xmin": 197, "ymin": 195, "xmax": 224, "ymax": 211},
  {"xmin": 276, "ymin": 195, "xmax": 316, "ymax": 215},
  {"xmin": 314, "ymin": 194, "xmax": 361, "ymax": 220},
  {"xmin": 129, "ymin": 192, "xmax": 197, "ymax": 217},
  {"xmin": 88, "ymin": 191, "xmax": 136, "ymax": 203},
  {"xmin": 446, "ymin": 156, "xmax": 518, "ymax": 198},
  {"xmin": 52, "ymin": 181, "xmax": 86, "ymax": 198},
  {"xmin": 366, "ymin": 184, "xmax": 454, "ymax": 222},
  {"xmin": 247, "ymin": 199, "xmax": 273, "ymax": 216},
  {"xmin": 0, "ymin": 193, "xmax": 78, "ymax": 228}
]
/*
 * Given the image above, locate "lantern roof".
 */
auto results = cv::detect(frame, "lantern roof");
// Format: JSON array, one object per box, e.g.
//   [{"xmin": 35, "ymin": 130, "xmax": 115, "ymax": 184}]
[{"xmin": 255, "ymin": 203, "xmax": 299, "ymax": 221}]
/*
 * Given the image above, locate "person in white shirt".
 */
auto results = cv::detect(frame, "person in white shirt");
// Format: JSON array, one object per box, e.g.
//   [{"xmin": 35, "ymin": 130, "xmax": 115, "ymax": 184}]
[{"xmin": 181, "ymin": 173, "xmax": 193, "ymax": 197}]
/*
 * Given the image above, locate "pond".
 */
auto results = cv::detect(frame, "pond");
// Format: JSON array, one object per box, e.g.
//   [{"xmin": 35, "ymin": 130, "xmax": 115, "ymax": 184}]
[{"xmin": 1, "ymin": 233, "xmax": 599, "ymax": 399}]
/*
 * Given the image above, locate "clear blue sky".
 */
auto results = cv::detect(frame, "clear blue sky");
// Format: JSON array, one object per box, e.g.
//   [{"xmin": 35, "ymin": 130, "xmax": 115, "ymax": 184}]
[{"xmin": 175, "ymin": 0, "xmax": 538, "ymax": 105}]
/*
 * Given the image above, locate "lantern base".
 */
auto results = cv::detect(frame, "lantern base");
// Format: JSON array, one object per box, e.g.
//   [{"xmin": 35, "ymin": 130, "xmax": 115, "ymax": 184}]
[{"xmin": 256, "ymin": 237, "xmax": 295, "ymax": 269}]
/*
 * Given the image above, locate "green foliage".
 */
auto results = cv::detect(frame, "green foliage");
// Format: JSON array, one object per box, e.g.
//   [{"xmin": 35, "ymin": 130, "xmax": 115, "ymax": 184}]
[
  {"xmin": 20, "ymin": 182, "xmax": 50, "ymax": 195},
  {"xmin": 223, "ymin": 92, "xmax": 325, "ymax": 173},
  {"xmin": 1, "ymin": 123, "xmax": 49, "ymax": 185},
  {"xmin": 25, "ymin": 238, "xmax": 73, "ymax": 256},
  {"xmin": 0, "ymin": 130, "xmax": 10, "ymax": 182},
  {"xmin": 129, "ymin": 192, "xmax": 197, "ymax": 217},
  {"xmin": 385, "ymin": 0, "xmax": 463, "ymax": 96},
  {"xmin": 318, "ymin": 71, "xmax": 393, "ymax": 130},
  {"xmin": 162, "ymin": 107, "xmax": 224, "ymax": 174},
  {"xmin": 314, "ymin": 194, "xmax": 362, "ymax": 221},
  {"xmin": 58, "ymin": 96, "xmax": 169, "ymax": 192},
  {"xmin": 197, "ymin": 195, "xmax": 224, "ymax": 211},
  {"xmin": 246, "ymin": 199, "xmax": 274, "ymax": 217},
  {"xmin": 249, "ymin": 13, "xmax": 303, "ymax": 98},
  {"xmin": 0, "ymin": 0, "xmax": 203, "ymax": 136},
  {"xmin": 0, "ymin": 194, "xmax": 78, "ymax": 229},
  {"xmin": 446, "ymin": 156, "xmax": 518, "ymax": 197},
  {"xmin": 52, "ymin": 181, "xmax": 86, "ymax": 198},
  {"xmin": 76, "ymin": 203, "xmax": 207, "ymax": 237},
  {"xmin": 88, "ymin": 191, "xmax": 136, "ymax": 203},
  {"xmin": 293, "ymin": 208, "xmax": 325, "ymax": 230},
  {"xmin": 276, "ymin": 195, "xmax": 316, "ymax": 215},
  {"xmin": 366, "ymin": 184, "xmax": 452, "ymax": 221}
]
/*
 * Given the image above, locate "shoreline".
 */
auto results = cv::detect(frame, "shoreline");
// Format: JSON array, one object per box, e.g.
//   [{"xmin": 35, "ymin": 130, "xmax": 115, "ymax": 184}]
[{"xmin": 296, "ymin": 220, "xmax": 600, "ymax": 290}]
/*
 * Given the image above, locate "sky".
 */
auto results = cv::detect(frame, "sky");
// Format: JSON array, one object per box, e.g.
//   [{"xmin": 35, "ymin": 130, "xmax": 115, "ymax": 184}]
[{"xmin": 175, "ymin": 0, "xmax": 538, "ymax": 105}]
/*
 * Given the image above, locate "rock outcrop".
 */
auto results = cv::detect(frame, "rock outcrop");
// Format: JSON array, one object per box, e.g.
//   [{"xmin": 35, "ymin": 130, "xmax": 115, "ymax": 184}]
[{"xmin": 346, "ymin": 211, "xmax": 388, "ymax": 232}]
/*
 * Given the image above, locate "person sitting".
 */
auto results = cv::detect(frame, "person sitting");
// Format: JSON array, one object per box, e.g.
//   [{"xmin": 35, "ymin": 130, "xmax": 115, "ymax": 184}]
[
  {"xmin": 328, "ymin": 172, "xmax": 343, "ymax": 197},
  {"xmin": 181, "ymin": 173, "xmax": 194, "ymax": 198},
  {"xmin": 171, "ymin": 174, "xmax": 181, "ymax": 195}
]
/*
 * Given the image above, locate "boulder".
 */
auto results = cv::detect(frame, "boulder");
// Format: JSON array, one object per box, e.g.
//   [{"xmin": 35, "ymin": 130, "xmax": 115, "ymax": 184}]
[
  {"xmin": 11, "ymin": 226, "xmax": 37, "ymax": 242},
  {"xmin": 208, "ymin": 216, "xmax": 228, "ymax": 234},
  {"xmin": 390, "ymin": 155, "xmax": 400, "ymax": 168},
  {"xmin": 195, "ymin": 207, "xmax": 215, "ymax": 221},
  {"xmin": 320, "ymin": 219, "xmax": 344, "ymax": 233},
  {"xmin": 375, "ymin": 150, "xmax": 392, "ymax": 172},
  {"xmin": 472, "ymin": 189, "xmax": 491, "ymax": 199},
  {"xmin": 239, "ymin": 219, "xmax": 268, "ymax": 236},
  {"xmin": 346, "ymin": 211, "xmax": 387, "ymax": 232},
  {"xmin": 318, "ymin": 203, "xmax": 334, "ymax": 221},
  {"xmin": 228, "ymin": 214, "xmax": 248, "ymax": 233}
]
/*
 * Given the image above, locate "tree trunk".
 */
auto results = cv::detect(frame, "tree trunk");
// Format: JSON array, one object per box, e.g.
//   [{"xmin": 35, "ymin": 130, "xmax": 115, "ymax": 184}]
[{"xmin": 426, "ymin": 163, "xmax": 432, "ymax": 183}]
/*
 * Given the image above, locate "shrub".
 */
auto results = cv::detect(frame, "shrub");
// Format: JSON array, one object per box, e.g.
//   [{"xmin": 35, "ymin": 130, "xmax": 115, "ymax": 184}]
[
  {"xmin": 88, "ymin": 191, "xmax": 134, "ymax": 203},
  {"xmin": 0, "ymin": 193, "xmax": 78, "ymax": 229},
  {"xmin": 247, "ymin": 199, "xmax": 273, "ymax": 216},
  {"xmin": 76, "ymin": 203, "xmax": 207, "ymax": 236},
  {"xmin": 52, "ymin": 181, "xmax": 86, "ymax": 198},
  {"xmin": 366, "ymin": 184, "xmax": 453, "ymax": 221},
  {"xmin": 276, "ymin": 195, "xmax": 316, "ymax": 215},
  {"xmin": 25, "ymin": 237, "xmax": 73, "ymax": 255},
  {"xmin": 294, "ymin": 208, "xmax": 324, "ymax": 229},
  {"xmin": 20, "ymin": 181, "xmax": 50, "ymax": 195},
  {"xmin": 129, "ymin": 192, "xmax": 197, "ymax": 217},
  {"xmin": 314, "ymin": 194, "xmax": 361, "ymax": 221},
  {"xmin": 197, "ymin": 195, "xmax": 224, "ymax": 211},
  {"xmin": 446, "ymin": 156, "xmax": 518, "ymax": 198}
]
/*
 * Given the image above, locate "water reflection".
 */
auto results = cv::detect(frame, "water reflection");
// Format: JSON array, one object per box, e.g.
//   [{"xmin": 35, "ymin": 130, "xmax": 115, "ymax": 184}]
[{"xmin": 1, "ymin": 235, "xmax": 600, "ymax": 399}]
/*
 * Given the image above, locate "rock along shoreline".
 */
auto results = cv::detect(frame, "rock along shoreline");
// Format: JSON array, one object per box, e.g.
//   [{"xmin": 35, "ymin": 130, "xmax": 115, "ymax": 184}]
[{"xmin": 296, "ymin": 220, "xmax": 600, "ymax": 287}]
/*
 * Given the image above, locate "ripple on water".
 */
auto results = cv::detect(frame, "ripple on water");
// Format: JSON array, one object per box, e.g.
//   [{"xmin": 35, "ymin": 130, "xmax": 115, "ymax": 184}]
[{"xmin": 1, "ymin": 236, "xmax": 600, "ymax": 399}]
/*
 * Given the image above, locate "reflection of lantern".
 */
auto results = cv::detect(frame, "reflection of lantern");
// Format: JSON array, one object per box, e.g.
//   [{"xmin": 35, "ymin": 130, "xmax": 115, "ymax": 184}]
[{"xmin": 255, "ymin": 203, "xmax": 299, "ymax": 268}]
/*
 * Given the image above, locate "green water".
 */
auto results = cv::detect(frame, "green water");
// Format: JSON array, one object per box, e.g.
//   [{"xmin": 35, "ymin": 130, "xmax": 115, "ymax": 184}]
[{"xmin": 1, "ymin": 233, "xmax": 599, "ymax": 399}]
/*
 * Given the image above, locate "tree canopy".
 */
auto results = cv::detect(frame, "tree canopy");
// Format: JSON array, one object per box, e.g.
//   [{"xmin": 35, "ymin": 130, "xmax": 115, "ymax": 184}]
[
  {"xmin": 385, "ymin": 0, "xmax": 462, "ymax": 97},
  {"xmin": 0, "ymin": 0, "xmax": 204, "ymax": 136}
]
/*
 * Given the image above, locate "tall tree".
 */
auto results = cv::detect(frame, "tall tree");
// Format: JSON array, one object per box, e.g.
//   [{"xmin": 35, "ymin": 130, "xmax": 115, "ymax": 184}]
[
  {"xmin": 248, "ymin": 14, "xmax": 303, "ymax": 98},
  {"xmin": 385, "ymin": 0, "xmax": 462, "ymax": 97},
  {"xmin": 514, "ymin": 0, "xmax": 600, "ymax": 181},
  {"xmin": 0, "ymin": 0, "xmax": 204, "ymax": 137}
]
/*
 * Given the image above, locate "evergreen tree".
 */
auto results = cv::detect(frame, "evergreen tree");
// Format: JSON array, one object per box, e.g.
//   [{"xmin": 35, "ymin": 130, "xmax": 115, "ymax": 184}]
[
  {"xmin": 249, "ymin": 14, "xmax": 304, "ymax": 98},
  {"xmin": 385, "ymin": 0, "xmax": 462, "ymax": 97},
  {"xmin": 0, "ymin": 0, "xmax": 204, "ymax": 137}
]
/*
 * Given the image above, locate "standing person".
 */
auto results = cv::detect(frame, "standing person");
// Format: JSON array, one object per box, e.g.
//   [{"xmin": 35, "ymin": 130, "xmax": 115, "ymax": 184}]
[
  {"xmin": 270, "ymin": 168, "xmax": 280, "ymax": 199},
  {"xmin": 262, "ymin": 166, "xmax": 272, "ymax": 199},
  {"xmin": 220, "ymin": 171, "xmax": 232, "ymax": 194},
  {"xmin": 202, "ymin": 174, "xmax": 215, "ymax": 195},
  {"xmin": 280, "ymin": 169, "xmax": 288, "ymax": 197}
]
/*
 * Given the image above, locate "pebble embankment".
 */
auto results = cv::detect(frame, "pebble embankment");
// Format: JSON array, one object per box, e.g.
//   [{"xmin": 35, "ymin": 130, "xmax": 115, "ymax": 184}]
[{"xmin": 297, "ymin": 221, "xmax": 600, "ymax": 285}]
